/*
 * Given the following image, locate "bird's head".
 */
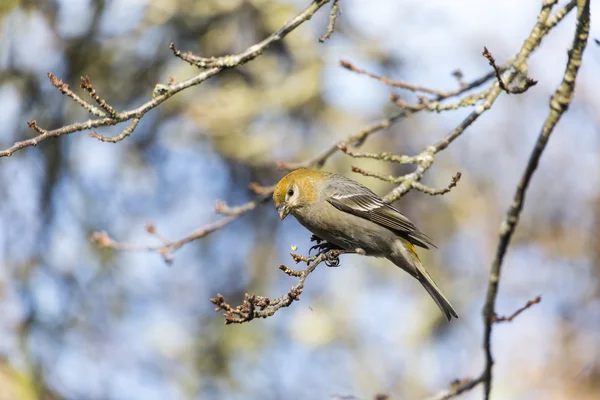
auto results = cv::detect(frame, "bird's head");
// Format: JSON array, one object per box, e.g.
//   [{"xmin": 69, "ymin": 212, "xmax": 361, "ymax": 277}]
[{"xmin": 273, "ymin": 169, "xmax": 324, "ymax": 220}]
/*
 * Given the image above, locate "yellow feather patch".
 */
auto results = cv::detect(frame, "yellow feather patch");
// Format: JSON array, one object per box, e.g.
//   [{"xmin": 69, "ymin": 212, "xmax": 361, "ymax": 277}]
[
  {"xmin": 403, "ymin": 240, "xmax": 421, "ymax": 260},
  {"xmin": 273, "ymin": 169, "xmax": 329, "ymax": 206}
]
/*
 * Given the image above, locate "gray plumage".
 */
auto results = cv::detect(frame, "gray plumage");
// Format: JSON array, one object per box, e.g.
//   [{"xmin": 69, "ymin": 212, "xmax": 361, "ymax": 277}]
[
  {"xmin": 323, "ymin": 174, "xmax": 436, "ymax": 249},
  {"xmin": 274, "ymin": 169, "xmax": 458, "ymax": 320}
]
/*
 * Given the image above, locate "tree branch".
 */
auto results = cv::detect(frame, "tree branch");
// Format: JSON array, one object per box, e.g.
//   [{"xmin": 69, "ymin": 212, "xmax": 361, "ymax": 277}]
[
  {"xmin": 412, "ymin": 172, "xmax": 461, "ymax": 196},
  {"xmin": 482, "ymin": 1, "xmax": 590, "ymax": 398},
  {"xmin": 492, "ymin": 296, "xmax": 542, "ymax": 323},
  {"xmin": 380, "ymin": 0, "xmax": 578, "ymax": 205},
  {"xmin": 36, "ymin": 0, "xmax": 581, "ymax": 350},
  {"xmin": 482, "ymin": 47, "xmax": 537, "ymax": 94},
  {"xmin": 340, "ymin": 60, "xmax": 448, "ymax": 96},
  {"xmin": 428, "ymin": 376, "xmax": 486, "ymax": 400},
  {"xmin": 319, "ymin": 0, "xmax": 341, "ymax": 42},
  {"xmin": 91, "ymin": 193, "xmax": 270, "ymax": 264},
  {"xmin": 88, "ymin": 118, "xmax": 140, "ymax": 143},
  {"xmin": 211, "ymin": 248, "xmax": 355, "ymax": 324},
  {"xmin": 0, "ymin": 0, "xmax": 332, "ymax": 158}
]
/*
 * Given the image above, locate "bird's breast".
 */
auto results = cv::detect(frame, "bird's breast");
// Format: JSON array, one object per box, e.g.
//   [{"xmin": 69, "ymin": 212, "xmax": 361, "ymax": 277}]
[{"xmin": 292, "ymin": 200, "xmax": 398, "ymax": 256}]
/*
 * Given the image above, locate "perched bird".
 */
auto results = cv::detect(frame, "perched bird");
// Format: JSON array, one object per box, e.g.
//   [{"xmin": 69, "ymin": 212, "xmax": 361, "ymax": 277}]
[{"xmin": 273, "ymin": 168, "xmax": 457, "ymax": 321}]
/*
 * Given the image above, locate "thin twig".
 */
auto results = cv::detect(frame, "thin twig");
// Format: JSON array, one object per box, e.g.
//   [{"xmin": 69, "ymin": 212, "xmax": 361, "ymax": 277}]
[
  {"xmin": 80, "ymin": 75, "xmax": 118, "ymax": 117},
  {"xmin": 145, "ymin": 223, "xmax": 171, "ymax": 244},
  {"xmin": 342, "ymin": 60, "xmax": 504, "ymax": 101},
  {"xmin": 546, "ymin": 0, "xmax": 577, "ymax": 29},
  {"xmin": 338, "ymin": 143, "xmax": 418, "ymax": 164},
  {"xmin": 319, "ymin": 0, "xmax": 340, "ymax": 42},
  {"xmin": 214, "ymin": 199, "xmax": 258, "ymax": 216},
  {"xmin": 451, "ymin": 70, "xmax": 466, "ymax": 88},
  {"xmin": 281, "ymin": 59, "xmax": 517, "ymax": 173},
  {"xmin": 482, "ymin": 2, "xmax": 590, "ymax": 398},
  {"xmin": 26, "ymin": 120, "xmax": 47, "ymax": 135},
  {"xmin": 412, "ymin": 172, "xmax": 461, "ymax": 196},
  {"xmin": 339, "ymin": 57, "xmax": 519, "ymax": 203},
  {"xmin": 170, "ymin": 0, "xmax": 332, "ymax": 68},
  {"xmin": 91, "ymin": 193, "xmax": 271, "ymax": 263},
  {"xmin": 279, "ymin": 110, "xmax": 410, "ymax": 170},
  {"xmin": 88, "ymin": 118, "xmax": 140, "ymax": 143},
  {"xmin": 211, "ymin": 249, "xmax": 355, "ymax": 324},
  {"xmin": 482, "ymin": 47, "xmax": 537, "ymax": 94},
  {"xmin": 493, "ymin": 296, "xmax": 542, "ymax": 323},
  {"xmin": 428, "ymin": 375, "xmax": 486, "ymax": 400},
  {"xmin": 340, "ymin": 60, "xmax": 448, "ymax": 96},
  {"xmin": 0, "ymin": 0, "xmax": 332, "ymax": 158},
  {"xmin": 381, "ymin": 0, "xmax": 572, "ymax": 204},
  {"xmin": 47, "ymin": 73, "xmax": 106, "ymax": 117},
  {"xmin": 482, "ymin": 47, "xmax": 510, "ymax": 92},
  {"xmin": 351, "ymin": 166, "xmax": 406, "ymax": 183},
  {"xmin": 389, "ymin": 94, "xmax": 426, "ymax": 112},
  {"xmin": 91, "ymin": 217, "xmax": 234, "ymax": 265}
]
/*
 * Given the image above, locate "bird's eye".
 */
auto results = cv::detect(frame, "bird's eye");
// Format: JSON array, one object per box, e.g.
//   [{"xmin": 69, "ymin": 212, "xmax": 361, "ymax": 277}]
[{"xmin": 287, "ymin": 189, "xmax": 294, "ymax": 197}]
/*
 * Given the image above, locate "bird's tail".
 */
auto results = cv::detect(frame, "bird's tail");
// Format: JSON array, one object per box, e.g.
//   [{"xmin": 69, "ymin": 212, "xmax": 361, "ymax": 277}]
[
  {"xmin": 417, "ymin": 267, "xmax": 458, "ymax": 321},
  {"xmin": 391, "ymin": 240, "xmax": 458, "ymax": 321}
]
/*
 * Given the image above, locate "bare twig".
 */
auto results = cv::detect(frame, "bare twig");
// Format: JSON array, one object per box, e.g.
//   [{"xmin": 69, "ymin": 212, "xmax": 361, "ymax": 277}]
[
  {"xmin": 91, "ymin": 218, "xmax": 233, "ymax": 265},
  {"xmin": 493, "ymin": 296, "xmax": 542, "ymax": 323},
  {"xmin": 481, "ymin": 47, "xmax": 510, "ymax": 93},
  {"xmin": 88, "ymin": 118, "xmax": 140, "ymax": 143},
  {"xmin": 59, "ymin": 0, "xmax": 582, "ymax": 354},
  {"xmin": 338, "ymin": 54, "xmax": 521, "ymax": 204},
  {"xmin": 338, "ymin": 143, "xmax": 418, "ymax": 164},
  {"xmin": 282, "ymin": 58, "xmax": 517, "ymax": 173},
  {"xmin": 389, "ymin": 94, "xmax": 425, "ymax": 112},
  {"xmin": 482, "ymin": 1, "xmax": 590, "ymax": 398},
  {"xmin": 451, "ymin": 70, "xmax": 466, "ymax": 88},
  {"xmin": 350, "ymin": 166, "xmax": 406, "ymax": 183},
  {"xmin": 319, "ymin": 0, "xmax": 340, "ymax": 42},
  {"xmin": 86, "ymin": 0, "xmax": 581, "ymax": 272},
  {"xmin": 428, "ymin": 376, "xmax": 486, "ymax": 400},
  {"xmin": 214, "ymin": 198, "xmax": 259, "ymax": 216},
  {"xmin": 248, "ymin": 182, "xmax": 275, "ymax": 195},
  {"xmin": 169, "ymin": 42, "xmax": 202, "ymax": 67},
  {"xmin": 47, "ymin": 72, "xmax": 106, "ymax": 117},
  {"xmin": 278, "ymin": 110, "xmax": 410, "ymax": 170},
  {"xmin": 381, "ymin": 0, "xmax": 574, "ymax": 205},
  {"xmin": 546, "ymin": 0, "xmax": 577, "ymax": 29},
  {"xmin": 482, "ymin": 47, "xmax": 537, "ymax": 94},
  {"xmin": 343, "ymin": 60, "xmax": 504, "ymax": 102},
  {"xmin": 145, "ymin": 223, "xmax": 171, "ymax": 244},
  {"xmin": 91, "ymin": 193, "xmax": 271, "ymax": 263},
  {"xmin": 80, "ymin": 75, "xmax": 118, "ymax": 117},
  {"xmin": 26, "ymin": 120, "xmax": 47, "ymax": 135},
  {"xmin": 170, "ymin": 0, "xmax": 332, "ymax": 68},
  {"xmin": 412, "ymin": 172, "xmax": 461, "ymax": 196},
  {"xmin": 426, "ymin": 297, "xmax": 539, "ymax": 399},
  {"xmin": 351, "ymin": 168, "xmax": 461, "ymax": 197},
  {"xmin": 1, "ymin": 0, "xmax": 332, "ymax": 158},
  {"xmin": 211, "ymin": 249, "xmax": 355, "ymax": 324},
  {"xmin": 340, "ymin": 60, "xmax": 447, "ymax": 96}
]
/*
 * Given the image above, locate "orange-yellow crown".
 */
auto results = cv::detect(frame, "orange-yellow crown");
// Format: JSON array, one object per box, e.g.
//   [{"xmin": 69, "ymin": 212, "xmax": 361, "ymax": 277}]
[{"xmin": 273, "ymin": 169, "xmax": 329, "ymax": 206}]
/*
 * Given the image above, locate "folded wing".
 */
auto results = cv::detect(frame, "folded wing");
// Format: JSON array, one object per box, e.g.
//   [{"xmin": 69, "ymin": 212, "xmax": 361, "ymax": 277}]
[{"xmin": 325, "ymin": 177, "xmax": 435, "ymax": 249}]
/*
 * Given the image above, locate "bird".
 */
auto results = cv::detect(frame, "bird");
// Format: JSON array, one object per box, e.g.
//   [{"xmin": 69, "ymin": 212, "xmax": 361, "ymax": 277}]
[{"xmin": 273, "ymin": 168, "xmax": 457, "ymax": 320}]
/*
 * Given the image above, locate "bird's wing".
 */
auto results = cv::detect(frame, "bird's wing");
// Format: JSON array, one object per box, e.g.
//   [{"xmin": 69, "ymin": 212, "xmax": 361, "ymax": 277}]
[{"xmin": 324, "ymin": 177, "xmax": 435, "ymax": 249}]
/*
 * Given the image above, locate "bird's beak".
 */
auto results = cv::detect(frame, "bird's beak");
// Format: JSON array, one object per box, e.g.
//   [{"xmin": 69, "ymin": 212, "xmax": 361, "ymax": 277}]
[{"xmin": 277, "ymin": 205, "xmax": 290, "ymax": 220}]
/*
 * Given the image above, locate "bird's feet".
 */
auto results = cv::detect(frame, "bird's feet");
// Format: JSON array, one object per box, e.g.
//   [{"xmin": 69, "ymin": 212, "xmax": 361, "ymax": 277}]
[
  {"xmin": 308, "ymin": 241, "xmax": 343, "ymax": 267},
  {"xmin": 323, "ymin": 249, "xmax": 345, "ymax": 267},
  {"xmin": 310, "ymin": 234, "xmax": 324, "ymax": 245},
  {"xmin": 309, "ymin": 240, "xmax": 342, "ymax": 256},
  {"xmin": 309, "ymin": 235, "xmax": 351, "ymax": 267}
]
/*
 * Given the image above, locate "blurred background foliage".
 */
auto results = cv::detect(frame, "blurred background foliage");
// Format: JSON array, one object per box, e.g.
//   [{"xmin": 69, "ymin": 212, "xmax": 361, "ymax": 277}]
[{"xmin": 0, "ymin": 0, "xmax": 599, "ymax": 399}]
